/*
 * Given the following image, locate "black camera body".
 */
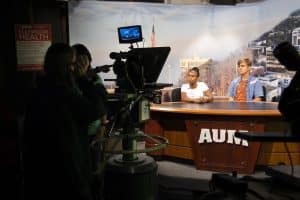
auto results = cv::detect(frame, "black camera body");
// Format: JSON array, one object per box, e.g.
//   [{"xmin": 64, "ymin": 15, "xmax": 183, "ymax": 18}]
[
  {"xmin": 273, "ymin": 41, "xmax": 300, "ymax": 133},
  {"xmin": 110, "ymin": 47, "xmax": 171, "ymax": 90},
  {"xmin": 108, "ymin": 47, "xmax": 171, "ymax": 127}
]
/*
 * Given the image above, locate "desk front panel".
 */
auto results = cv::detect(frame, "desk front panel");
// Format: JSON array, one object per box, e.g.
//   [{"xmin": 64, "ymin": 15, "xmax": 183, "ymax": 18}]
[{"xmin": 185, "ymin": 116, "xmax": 263, "ymax": 174}]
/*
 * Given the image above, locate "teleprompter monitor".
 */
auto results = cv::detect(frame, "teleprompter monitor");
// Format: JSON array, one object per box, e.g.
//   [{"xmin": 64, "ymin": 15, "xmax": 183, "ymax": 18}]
[
  {"xmin": 126, "ymin": 47, "xmax": 172, "ymax": 89},
  {"xmin": 118, "ymin": 25, "xmax": 143, "ymax": 44}
]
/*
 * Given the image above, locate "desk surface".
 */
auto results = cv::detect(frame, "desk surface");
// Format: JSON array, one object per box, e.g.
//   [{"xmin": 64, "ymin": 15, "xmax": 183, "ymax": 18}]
[{"xmin": 150, "ymin": 101, "xmax": 281, "ymax": 116}]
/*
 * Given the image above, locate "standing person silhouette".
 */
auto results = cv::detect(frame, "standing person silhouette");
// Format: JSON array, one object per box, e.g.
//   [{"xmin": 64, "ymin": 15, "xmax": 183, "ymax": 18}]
[
  {"xmin": 72, "ymin": 43, "xmax": 110, "ymax": 199},
  {"xmin": 23, "ymin": 43, "xmax": 102, "ymax": 200},
  {"xmin": 71, "ymin": 43, "xmax": 109, "ymax": 143}
]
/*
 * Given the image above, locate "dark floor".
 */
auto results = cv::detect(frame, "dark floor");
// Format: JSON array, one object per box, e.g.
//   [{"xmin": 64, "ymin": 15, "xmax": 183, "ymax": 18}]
[
  {"xmin": 16, "ymin": 154, "xmax": 300, "ymax": 200},
  {"xmin": 156, "ymin": 159, "xmax": 300, "ymax": 200}
]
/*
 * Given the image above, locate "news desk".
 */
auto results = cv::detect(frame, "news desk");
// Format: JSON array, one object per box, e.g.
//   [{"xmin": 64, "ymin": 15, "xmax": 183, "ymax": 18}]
[{"xmin": 144, "ymin": 101, "xmax": 300, "ymax": 174}]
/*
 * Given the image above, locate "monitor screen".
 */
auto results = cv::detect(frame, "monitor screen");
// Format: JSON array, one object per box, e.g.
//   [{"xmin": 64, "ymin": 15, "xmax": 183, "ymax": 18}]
[{"xmin": 118, "ymin": 25, "xmax": 143, "ymax": 44}]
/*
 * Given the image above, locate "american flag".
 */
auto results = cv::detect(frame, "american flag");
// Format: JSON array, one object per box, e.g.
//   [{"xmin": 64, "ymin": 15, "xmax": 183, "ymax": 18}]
[{"xmin": 151, "ymin": 24, "xmax": 155, "ymax": 47}]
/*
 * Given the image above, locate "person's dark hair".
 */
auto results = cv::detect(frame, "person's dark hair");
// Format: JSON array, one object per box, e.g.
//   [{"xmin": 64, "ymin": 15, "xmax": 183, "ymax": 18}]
[
  {"xmin": 189, "ymin": 67, "xmax": 200, "ymax": 77},
  {"xmin": 72, "ymin": 43, "xmax": 92, "ymax": 63},
  {"xmin": 43, "ymin": 43, "xmax": 74, "ymax": 87},
  {"xmin": 72, "ymin": 43, "xmax": 98, "ymax": 81}
]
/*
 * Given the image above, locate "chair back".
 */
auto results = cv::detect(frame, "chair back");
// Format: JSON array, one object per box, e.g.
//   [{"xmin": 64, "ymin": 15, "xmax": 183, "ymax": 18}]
[{"xmin": 171, "ymin": 87, "xmax": 181, "ymax": 102}]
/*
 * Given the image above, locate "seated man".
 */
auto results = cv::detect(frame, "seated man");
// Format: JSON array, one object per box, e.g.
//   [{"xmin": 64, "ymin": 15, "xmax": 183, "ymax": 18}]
[
  {"xmin": 181, "ymin": 67, "xmax": 213, "ymax": 103},
  {"xmin": 228, "ymin": 58, "xmax": 264, "ymax": 102}
]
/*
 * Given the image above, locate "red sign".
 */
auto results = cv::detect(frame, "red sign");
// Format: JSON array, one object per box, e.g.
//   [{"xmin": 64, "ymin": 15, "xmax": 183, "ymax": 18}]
[{"xmin": 15, "ymin": 24, "xmax": 52, "ymax": 71}]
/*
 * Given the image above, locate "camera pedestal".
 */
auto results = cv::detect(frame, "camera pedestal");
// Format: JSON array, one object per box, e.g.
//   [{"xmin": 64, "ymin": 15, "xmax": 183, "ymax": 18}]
[
  {"xmin": 104, "ymin": 154, "xmax": 158, "ymax": 200},
  {"xmin": 102, "ymin": 121, "xmax": 167, "ymax": 200}
]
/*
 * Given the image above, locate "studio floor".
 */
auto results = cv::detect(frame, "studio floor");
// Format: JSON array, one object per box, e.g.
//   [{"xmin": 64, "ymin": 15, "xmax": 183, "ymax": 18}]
[{"xmin": 156, "ymin": 159, "xmax": 300, "ymax": 200}]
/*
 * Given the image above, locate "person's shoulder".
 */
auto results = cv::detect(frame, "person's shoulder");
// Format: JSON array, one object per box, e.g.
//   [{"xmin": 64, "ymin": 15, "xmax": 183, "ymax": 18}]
[
  {"xmin": 249, "ymin": 75, "xmax": 260, "ymax": 80},
  {"xmin": 249, "ymin": 76, "xmax": 261, "ymax": 84},
  {"xmin": 181, "ymin": 83, "xmax": 189, "ymax": 88},
  {"xmin": 181, "ymin": 83, "xmax": 189, "ymax": 92},
  {"xmin": 233, "ymin": 76, "xmax": 240, "ymax": 81},
  {"xmin": 230, "ymin": 77, "xmax": 240, "ymax": 84},
  {"xmin": 197, "ymin": 82, "xmax": 208, "ymax": 87}
]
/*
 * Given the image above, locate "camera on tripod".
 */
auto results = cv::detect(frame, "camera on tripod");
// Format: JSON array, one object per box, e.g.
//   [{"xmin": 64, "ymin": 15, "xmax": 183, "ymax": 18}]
[
  {"xmin": 107, "ymin": 25, "xmax": 171, "ymax": 125},
  {"xmin": 102, "ymin": 25, "xmax": 171, "ymax": 164},
  {"xmin": 109, "ymin": 25, "xmax": 172, "ymax": 123},
  {"xmin": 103, "ymin": 26, "xmax": 171, "ymax": 200}
]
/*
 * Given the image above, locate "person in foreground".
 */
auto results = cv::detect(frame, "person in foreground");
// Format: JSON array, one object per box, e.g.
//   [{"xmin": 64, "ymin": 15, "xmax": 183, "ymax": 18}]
[
  {"xmin": 228, "ymin": 58, "xmax": 264, "ymax": 102},
  {"xmin": 72, "ymin": 43, "xmax": 109, "ymax": 142},
  {"xmin": 72, "ymin": 43, "xmax": 109, "ymax": 199},
  {"xmin": 23, "ymin": 43, "xmax": 102, "ymax": 200},
  {"xmin": 181, "ymin": 67, "xmax": 213, "ymax": 103}
]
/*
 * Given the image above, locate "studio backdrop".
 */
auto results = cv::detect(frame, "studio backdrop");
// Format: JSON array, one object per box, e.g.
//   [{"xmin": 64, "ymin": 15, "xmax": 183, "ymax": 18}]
[{"xmin": 69, "ymin": 0, "xmax": 300, "ymax": 101}]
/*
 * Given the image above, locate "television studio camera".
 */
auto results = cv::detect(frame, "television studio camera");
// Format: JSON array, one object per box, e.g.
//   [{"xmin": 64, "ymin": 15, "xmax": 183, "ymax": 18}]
[
  {"xmin": 273, "ymin": 41, "xmax": 300, "ymax": 135},
  {"xmin": 103, "ymin": 25, "xmax": 172, "ymax": 200}
]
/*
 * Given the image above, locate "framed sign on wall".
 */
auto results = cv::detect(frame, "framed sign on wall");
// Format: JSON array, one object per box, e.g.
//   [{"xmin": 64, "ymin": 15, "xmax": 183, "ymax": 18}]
[{"xmin": 15, "ymin": 24, "xmax": 52, "ymax": 71}]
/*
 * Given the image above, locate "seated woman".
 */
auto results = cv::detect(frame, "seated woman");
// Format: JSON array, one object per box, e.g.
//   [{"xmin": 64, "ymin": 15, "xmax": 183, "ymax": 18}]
[
  {"xmin": 181, "ymin": 67, "xmax": 213, "ymax": 103},
  {"xmin": 228, "ymin": 58, "xmax": 264, "ymax": 102}
]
